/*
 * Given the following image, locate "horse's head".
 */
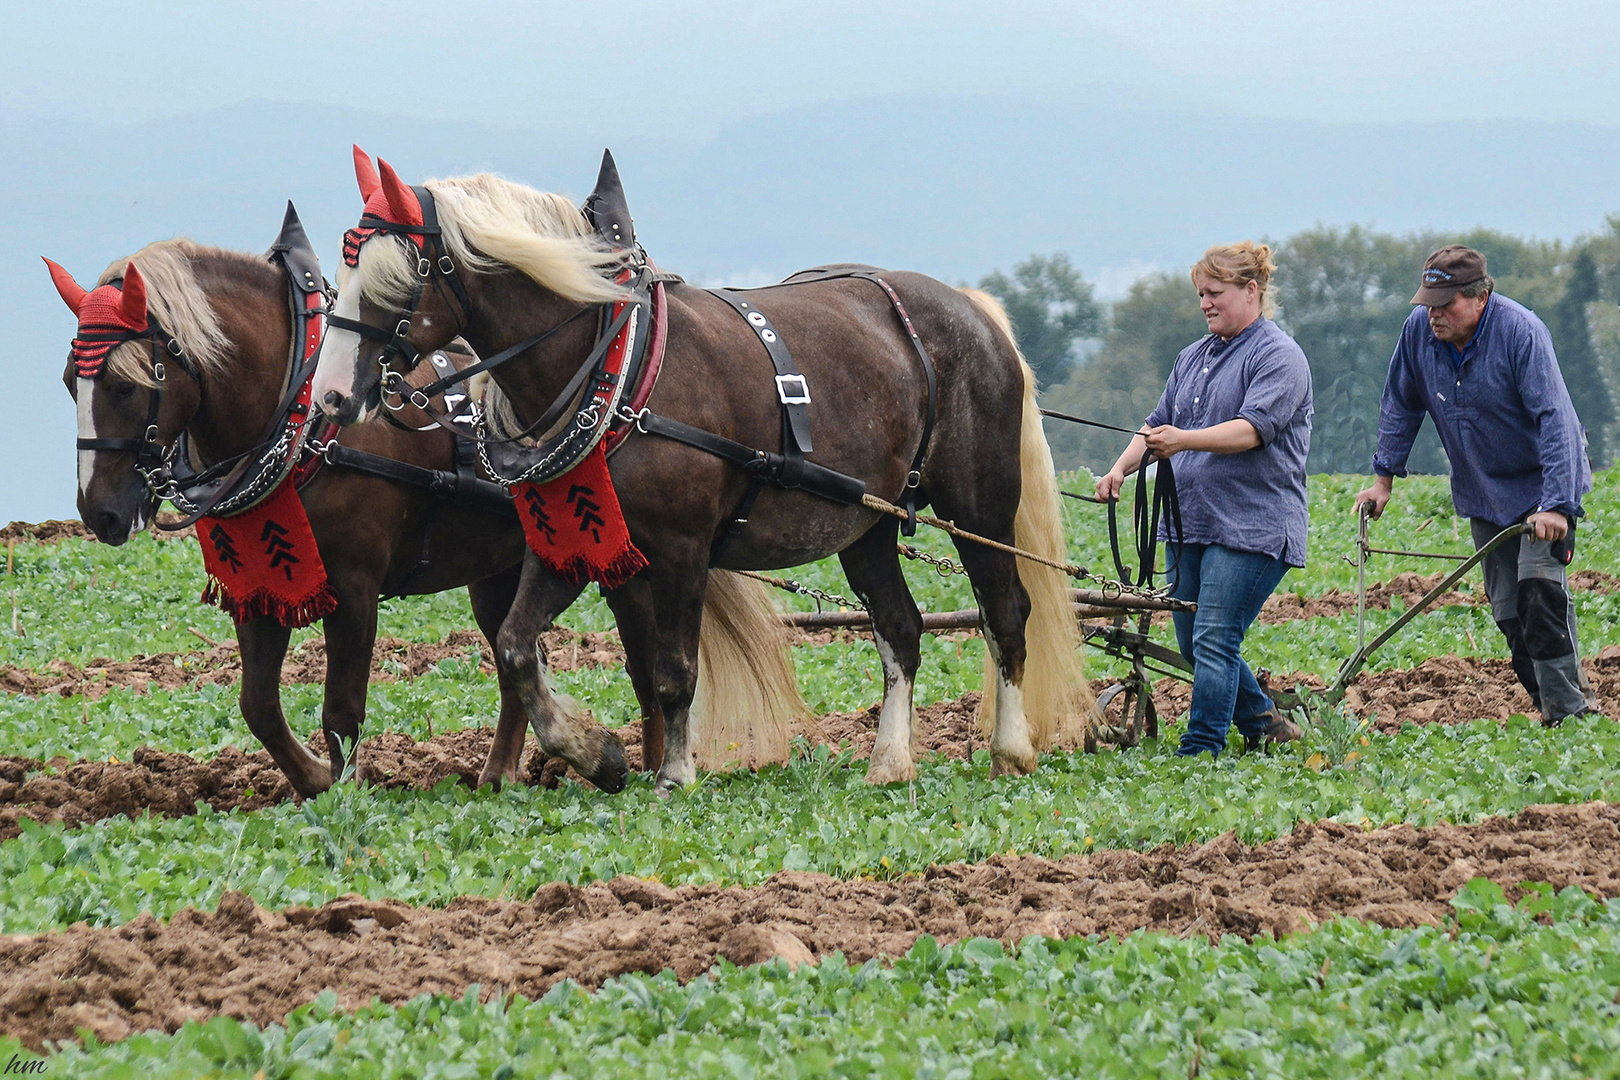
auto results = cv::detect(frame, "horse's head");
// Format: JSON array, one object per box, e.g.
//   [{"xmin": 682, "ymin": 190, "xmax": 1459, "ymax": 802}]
[
  {"xmin": 46, "ymin": 259, "xmax": 201, "ymax": 544},
  {"xmin": 314, "ymin": 147, "xmax": 465, "ymax": 425}
]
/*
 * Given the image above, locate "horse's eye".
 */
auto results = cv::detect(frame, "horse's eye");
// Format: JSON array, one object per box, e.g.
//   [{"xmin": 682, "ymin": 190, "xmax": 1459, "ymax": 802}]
[{"xmin": 109, "ymin": 382, "xmax": 138, "ymax": 403}]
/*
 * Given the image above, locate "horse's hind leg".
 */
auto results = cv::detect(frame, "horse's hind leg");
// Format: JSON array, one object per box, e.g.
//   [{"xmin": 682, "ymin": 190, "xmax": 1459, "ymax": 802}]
[
  {"xmin": 469, "ymin": 565, "xmax": 528, "ymax": 789},
  {"xmin": 237, "ymin": 617, "xmax": 331, "ymax": 797},
  {"xmin": 953, "ymin": 540, "xmax": 1038, "ymax": 777},
  {"xmin": 496, "ymin": 550, "xmax": 629, "ymax": 793},
  {"xmin": 838, "ymin": 517, "xmax": 924, "ymax": 784}
]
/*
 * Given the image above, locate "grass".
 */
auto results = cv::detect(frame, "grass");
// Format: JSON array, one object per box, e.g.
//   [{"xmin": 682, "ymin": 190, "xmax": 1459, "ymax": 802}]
[
  {"xmin": 10, "ymin": 471, "xmax": 1614, "ymax": 673},
  {"xmin": 2, "ymin": 712, "xmax": 1616, "ymax": 935}
]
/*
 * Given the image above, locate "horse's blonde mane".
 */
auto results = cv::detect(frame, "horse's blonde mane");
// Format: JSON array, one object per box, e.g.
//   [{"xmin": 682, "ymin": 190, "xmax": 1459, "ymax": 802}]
[
  {"xmin": 95, "ymin": 239, "xmax": 245, "ymax": 387},
  {"xmin": 347, "ymin": 172, "xmax": 628, "ymax": 313}
]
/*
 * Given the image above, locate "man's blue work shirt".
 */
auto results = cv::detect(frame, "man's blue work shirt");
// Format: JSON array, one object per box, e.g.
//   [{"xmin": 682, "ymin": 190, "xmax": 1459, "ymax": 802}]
[
  {"xmin": 1145, "ymin": 317, "xmax": 1313, "ymax": 566},
  {"xmin": 1373, "ymin": 295, "xmax": 1592, "ymax": 524}
]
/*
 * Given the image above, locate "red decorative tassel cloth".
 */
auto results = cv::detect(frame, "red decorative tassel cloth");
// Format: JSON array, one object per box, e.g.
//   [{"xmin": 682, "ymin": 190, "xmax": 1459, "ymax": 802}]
[
  {"xmin": 513, "ymin": 444, "xmax": 647, "ymax": 589},
  {"xmin": 198, "ymin": 481, "xmax": 338, "ymax": 627}
]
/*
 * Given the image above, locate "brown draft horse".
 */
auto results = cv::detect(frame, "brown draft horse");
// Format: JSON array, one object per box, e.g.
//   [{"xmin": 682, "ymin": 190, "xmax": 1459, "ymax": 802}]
[
  {"xmin": 312, "ymin": 160, "xmax": 1089, "ymax": 794},
  {"xmin": 53, "ymin": 227, "xmax": 803, "ymax": 797}
]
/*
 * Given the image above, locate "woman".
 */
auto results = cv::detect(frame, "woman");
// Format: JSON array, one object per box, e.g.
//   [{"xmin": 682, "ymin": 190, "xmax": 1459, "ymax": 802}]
[{"xmin": 1096, "ymin": 242, "xmax": 1313, "ymax": 757}]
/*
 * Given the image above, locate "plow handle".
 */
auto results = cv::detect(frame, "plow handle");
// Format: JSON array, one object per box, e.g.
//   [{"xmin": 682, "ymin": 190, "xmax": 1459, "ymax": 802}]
[{"xmin": 1326, "ymin": 521, "xmax": 1530, "ymax": 699}]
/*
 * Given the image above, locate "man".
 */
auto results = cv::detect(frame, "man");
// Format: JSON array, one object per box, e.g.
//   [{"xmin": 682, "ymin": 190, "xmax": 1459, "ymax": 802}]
[{"xmin": 1354, "ymin": 245, "xmax": 1597, "ymax": 725}]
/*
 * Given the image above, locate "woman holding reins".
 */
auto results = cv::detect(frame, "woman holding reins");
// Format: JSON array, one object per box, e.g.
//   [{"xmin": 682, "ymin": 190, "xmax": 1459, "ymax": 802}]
[{"xmin": 1096, "ymin": 242, "xmax": 1313, "ymax": 757}]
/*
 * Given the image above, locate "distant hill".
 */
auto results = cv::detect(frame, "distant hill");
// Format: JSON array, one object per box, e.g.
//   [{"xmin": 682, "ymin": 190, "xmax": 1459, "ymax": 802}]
[{"xmin": 7, "ymin": 92, "xmax": 1618, "ymax": 520}]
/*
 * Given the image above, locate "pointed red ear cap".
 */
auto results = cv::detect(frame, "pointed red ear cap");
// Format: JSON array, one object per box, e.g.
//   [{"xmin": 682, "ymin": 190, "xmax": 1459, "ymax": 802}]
[
  {"xmin": 376, "ymin": 158, "xmax": 425, "ymax": 228},
  {"xmin": 353, "ymin": 144, "xmax": 381, "ymax": 203},
  {"xmin": 43, "ymin": 257, "xmax": 88, "ymax": 316},
  {"xmin": 117, "ymin": 263, "xmax": 148, "ymax": 328}
]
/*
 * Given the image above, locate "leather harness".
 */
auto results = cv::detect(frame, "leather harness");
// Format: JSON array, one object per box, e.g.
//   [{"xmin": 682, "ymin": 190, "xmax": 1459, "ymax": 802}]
[
  {"xmin": 334, "ymin": 150, "xmax": 940, "ymax": 564},
  {"xmin": 97, "ymin": 204, "xmax": 513, "ymax": 536}
]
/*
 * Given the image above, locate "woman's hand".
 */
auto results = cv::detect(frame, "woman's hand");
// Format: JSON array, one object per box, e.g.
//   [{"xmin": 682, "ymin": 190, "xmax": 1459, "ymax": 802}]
[
  {"xmin": 1142, "ymin": 424, "xmax": 1192, "ymax": 458},
  {"xmin": 1095, "ymin": 469, "xmax": 1127, "ymax": 501},
  {"xmin": 1143, "ymin": 419, "xmax": 1261, "ymax": 458}
]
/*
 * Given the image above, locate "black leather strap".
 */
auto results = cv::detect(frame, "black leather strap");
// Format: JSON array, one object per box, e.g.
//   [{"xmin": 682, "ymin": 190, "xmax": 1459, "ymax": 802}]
[
  {"xmin": 1107, "ymin": 449, "xmax": 1182, "ymax": 589},
  {"xmin": 740, "ymin": 267, "xmax": 937, "ymax": 534},
  {"xmin": 708, "ymin": 288, "xmax": 814, "ymax": 461},
  {"xmin": 639, "ymin": 412, "xmax": 865, "ymax": 508},
  {"xmin": 321, "ymin": 442, "xmax": 515, "ymax": 517}
]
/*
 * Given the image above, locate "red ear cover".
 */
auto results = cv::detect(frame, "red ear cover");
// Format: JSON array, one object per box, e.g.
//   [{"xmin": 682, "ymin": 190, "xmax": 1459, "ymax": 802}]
[
  {"xmin": 353, "ymin": 144, "xmax": 381, "ymax": 203},
  {"xmin": 377, "ymin": 159, "xmax": 425, "ymax": 227},
  {"xmin": 116, "ymin": 263, "xmax": 149, "ymax": 328},
  {"xmin": 43, "ymin": 257, "xmax": 88, "ymax": 316}
]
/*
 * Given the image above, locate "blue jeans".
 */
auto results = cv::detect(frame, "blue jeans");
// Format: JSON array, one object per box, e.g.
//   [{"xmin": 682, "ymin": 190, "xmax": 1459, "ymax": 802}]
[{"xmin": 1166, "ymin": 542, "xmax": 1291, "ymax": 757}]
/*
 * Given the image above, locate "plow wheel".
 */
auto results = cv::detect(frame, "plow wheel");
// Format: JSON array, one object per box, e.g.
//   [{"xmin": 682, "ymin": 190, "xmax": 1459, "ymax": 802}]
[{"xmin": 1084, "ymin": 673, "xmax": 1158, "ymax": 751}]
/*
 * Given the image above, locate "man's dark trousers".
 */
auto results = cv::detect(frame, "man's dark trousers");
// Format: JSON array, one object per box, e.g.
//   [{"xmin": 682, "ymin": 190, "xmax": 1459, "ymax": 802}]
[{"xmin": 1470, "ymin": 519, "xmax": 1596, "ymax": 722}]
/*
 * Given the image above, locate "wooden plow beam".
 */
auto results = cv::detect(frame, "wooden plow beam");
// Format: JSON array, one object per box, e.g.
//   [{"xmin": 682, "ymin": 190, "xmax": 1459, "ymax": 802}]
[{"xmin": 778, "ymin": 588, "xmax": 1192, "ymax": 631}]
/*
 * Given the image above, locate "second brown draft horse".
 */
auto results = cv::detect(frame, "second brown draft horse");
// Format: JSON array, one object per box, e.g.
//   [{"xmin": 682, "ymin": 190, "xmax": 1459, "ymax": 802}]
[{"xmin": 312, "ymin": 153, "xmax": 1089, "ymax": 794}]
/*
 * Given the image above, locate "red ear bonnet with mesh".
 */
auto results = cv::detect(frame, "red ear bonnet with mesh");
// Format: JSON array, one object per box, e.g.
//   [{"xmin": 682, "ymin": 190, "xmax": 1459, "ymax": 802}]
[
  {"xmin": 353, "ymin": 144, "xmax": 382, "ymax": 203},
  {"xmin": 343, "ymin": 146, "xmax": 427, "ymax": 266},
  {"xmin": 43, "ymin": 258, "xmax": 152, "ymax": 378},
  {"xmin": 376, "ymin": 159, "xmax": 425, "ymax": 233}
]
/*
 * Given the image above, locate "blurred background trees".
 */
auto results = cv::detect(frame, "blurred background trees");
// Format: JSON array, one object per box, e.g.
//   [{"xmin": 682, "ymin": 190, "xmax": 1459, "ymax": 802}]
[{"xmin": 981, "ymin": 219, "xmax": 1620, "ymax": 479}]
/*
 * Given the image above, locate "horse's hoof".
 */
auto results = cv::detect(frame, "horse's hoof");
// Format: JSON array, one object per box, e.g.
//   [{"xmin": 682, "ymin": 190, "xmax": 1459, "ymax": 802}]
[
  {"xmin": 989, "ymin": 749, "xmax": 1038, "ymax": 778},
  {"xmin": 865, "ymin": 745, "xmax": 917, "ymax": 785},
  {"xmin": 587, "ymin": 734, "xmax": 629, "ymax": 795}
]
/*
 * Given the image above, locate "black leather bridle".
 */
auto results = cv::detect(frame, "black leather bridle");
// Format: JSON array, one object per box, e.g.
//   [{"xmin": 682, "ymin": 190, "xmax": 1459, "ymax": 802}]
[
  {"xmin": 330, "ymin": 183, "xmax": 640, "ymax": 447},
  {"xmin": 327, "ymin": 184, "xmax": 476, "ymax": 390},
  {"xmin": 74, "ymin": 314, "xmax": 201, "ymax": 473}
]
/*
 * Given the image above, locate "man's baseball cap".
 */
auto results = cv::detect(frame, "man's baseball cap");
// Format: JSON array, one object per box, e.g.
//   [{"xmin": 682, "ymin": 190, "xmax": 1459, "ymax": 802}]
[{"xmin": 1411, "ymin": 245, "xmax": 1489, "ymax": 306}]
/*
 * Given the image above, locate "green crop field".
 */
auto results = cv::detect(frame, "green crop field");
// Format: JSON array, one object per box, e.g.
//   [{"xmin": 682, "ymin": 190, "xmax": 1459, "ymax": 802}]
[{"xmin": 2, "ymin": 470, "xmax": 1618, "ymax": 1077}]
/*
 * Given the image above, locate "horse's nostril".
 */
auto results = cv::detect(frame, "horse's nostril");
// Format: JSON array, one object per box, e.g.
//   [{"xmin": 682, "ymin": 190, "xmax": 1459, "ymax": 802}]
[
  {"xmin": 323, "ymin": 390, "xmax": 344, "ymax": 408},
  {"xmin": 92, "ymin": 510, "xmax": 126, "ymax": 541}
]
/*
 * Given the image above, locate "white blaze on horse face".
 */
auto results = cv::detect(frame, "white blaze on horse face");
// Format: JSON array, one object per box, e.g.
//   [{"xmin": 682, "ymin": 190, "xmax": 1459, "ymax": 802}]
[
  {"xmin": 76, "ymin": 378, "xmax": 99, "ymax": 496},
  {"xmin": 311, "ymin": 285, "xmax": 363, "ymax": 419}
]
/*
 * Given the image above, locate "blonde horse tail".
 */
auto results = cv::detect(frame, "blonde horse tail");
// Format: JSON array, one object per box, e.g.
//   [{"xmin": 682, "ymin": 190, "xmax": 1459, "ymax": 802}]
[
  {"xmin": 689, "ymin": 569, "xmax": 811, "ymax": 769},
  {"xmin": 958, "ymin": 288, "xmax": 1093, "ymax": 749}
]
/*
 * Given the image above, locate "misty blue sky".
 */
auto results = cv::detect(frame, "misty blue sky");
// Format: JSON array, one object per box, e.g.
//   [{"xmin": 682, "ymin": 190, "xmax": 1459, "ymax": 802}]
[
  {"xmin": 7, "ymin": 1, "xmax": 1620, "ymax": 521},
  {"xmin": 10, "ymin": 0, "xmax": 1620, "ymax": 131}
]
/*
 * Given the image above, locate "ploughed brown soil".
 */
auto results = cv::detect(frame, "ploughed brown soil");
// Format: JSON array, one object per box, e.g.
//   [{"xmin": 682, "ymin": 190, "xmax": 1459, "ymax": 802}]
[
  {"xmin": 0, "ymin": 518, "xmax": 196, "ymax": 544},
  {"xmin": 3, "ymin": 802, "xmax": 1617, "ymax": 1050},
  {"xmin": 1, "ymin": 520, "xmax": 93, "ymax": 544},
  {"xmin": 6, "ymin": 649, "xmax": 1615, "ymax": 839},
  {"xmin": 1259, "ymin": 567, "xmax": 1618, "ymax": 623},
  {"xmin": 0, "ymin": 695, "xmax": 987, "ymax": 839},
  {"xmin": 0, "ymin": 627, "xmax": 625, "ymax": 700}
]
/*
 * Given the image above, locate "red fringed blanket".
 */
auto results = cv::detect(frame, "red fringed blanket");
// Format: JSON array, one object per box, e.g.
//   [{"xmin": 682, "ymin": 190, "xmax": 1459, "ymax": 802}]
[
  {"xmin": 198, "ymin": 481, "xmax": 338, "ymax": 627},
  {"xmin": 513, "ymin": 444, "xmax": 646, "ymax": 589}
]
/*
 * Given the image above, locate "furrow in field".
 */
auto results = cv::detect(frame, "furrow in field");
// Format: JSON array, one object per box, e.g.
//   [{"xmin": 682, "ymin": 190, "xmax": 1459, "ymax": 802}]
[
  {"xmin": 3, "ymin": 651, "xmax": 1615, "ymax": 837},
  {"xmin": 2, "ymin": 801, "xmax": 1616, "ymax": 1050},
  {"xmin": 1257, "ymin": 567, "xmax": 1616, "ymax": 623},
  {"xmin": 0, "ymin": 695, "xmax": 982, "ymax": 838},
  {"xmin": 0, "ymin": 627, "xmax": 624, "ymax": 700}
]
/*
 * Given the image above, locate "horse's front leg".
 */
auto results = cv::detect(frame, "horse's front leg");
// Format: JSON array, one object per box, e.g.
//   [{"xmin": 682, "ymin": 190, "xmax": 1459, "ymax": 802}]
[
  {"xmin": 645, "ymin": 557, "xmax": 709, "ymax": 795},
  {"xmin": 319, "ymin": 590, "xmax": 379, "ymax": 783},
  {"xmin": 467, "ymin": 564, "xmax": 531, "ymax": 789},
  {"xmin": 495, "ymin": 549, "xmax": 628, "ymax": 793},
  {"xmin": 603, "ymin": 577, "xmax": 665, "ymax": 772},
  {"xmin": 237, "ymin": 617, "xmax": 331, "ymax": 797}
]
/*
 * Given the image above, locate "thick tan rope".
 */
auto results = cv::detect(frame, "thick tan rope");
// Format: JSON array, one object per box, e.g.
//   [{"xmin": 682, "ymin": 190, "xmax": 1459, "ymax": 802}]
[{"xmin": 860, "ymin": 493, "xmax": 1086, "ymax": 578}]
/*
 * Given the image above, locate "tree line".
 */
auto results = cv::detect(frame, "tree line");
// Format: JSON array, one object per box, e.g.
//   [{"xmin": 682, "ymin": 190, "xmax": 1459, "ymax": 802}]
[{"xmin": 981, "ymin": 222, "xmax": 1620, "ymax": 477}]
